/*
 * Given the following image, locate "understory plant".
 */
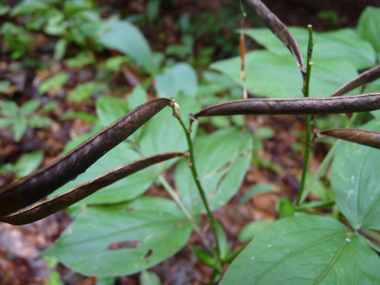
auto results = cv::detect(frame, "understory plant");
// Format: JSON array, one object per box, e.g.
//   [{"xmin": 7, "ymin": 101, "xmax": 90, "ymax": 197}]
[{"xmin": 1, "ymin": 0, "xmax": 380, "ymax": 284}]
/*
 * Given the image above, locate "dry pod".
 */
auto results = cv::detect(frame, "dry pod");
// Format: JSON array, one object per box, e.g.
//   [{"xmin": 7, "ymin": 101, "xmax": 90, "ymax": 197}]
[
  {"xmin": 191, "ymin": 93, "xmax": 380, "ymax": 119},
  {"xmin": 0, "ymin": 152, "xmax": 184, "ymax": 225},
  {"xmin": 0, "ymin": 98, "xmax": 175, "ymax": 217},
  {"xmin": 245, "ymin": 0, "xmax": 306, "ymax": 74},
  {"xmin": 330, "ymin": 65, "xmax": 380, "ymax": 97},
  {"xmin": 315, "ymin": 128, "xmax": 380, "ymax": 149}
]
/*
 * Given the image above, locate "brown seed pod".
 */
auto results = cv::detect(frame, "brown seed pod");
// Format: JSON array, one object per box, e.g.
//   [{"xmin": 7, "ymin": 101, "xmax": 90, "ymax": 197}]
[
  {"xmin": 245, "ymin": 0, "xmax": 306, "ymax": 74},
  {"xmin": 330, "ymin": 65, "xmax": 380, "ymax": 97},
  {"xmin": 0, "ymin": 98, "xmax": 174, "ymax": 217},
  {"xmin": 315, "ymin": 128, "xmax": 380, "ymax": 149},
  {"xmin": 0, "ymin": 152, "xmax": 184, "ymax": 225},
  {"xmin": 191, "ymin": 93, "xmax": 380, "ymax": 119}
]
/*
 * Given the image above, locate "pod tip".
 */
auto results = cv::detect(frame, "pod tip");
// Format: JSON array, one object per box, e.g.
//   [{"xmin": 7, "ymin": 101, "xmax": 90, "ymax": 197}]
[
  {"xmin": 168, "ymin": 98, "xmax": 176, "ymax": 107},
  {"xmin": 188, "ymin": 113, "xmax": 197, "ymax": 121}
]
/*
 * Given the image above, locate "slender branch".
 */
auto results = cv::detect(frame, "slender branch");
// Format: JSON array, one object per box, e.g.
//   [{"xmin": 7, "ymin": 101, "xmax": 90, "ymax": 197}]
[
  {"xmin": 171, "ymin": 105, "xmax": 222, "ymax": 262},
  {"xmin": 296, "ymin": 25, "xmax": 314, "ymax": 206}
]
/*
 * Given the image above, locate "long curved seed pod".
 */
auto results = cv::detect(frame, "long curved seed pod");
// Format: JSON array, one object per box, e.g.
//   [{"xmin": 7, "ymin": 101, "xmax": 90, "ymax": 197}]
[
  {"xmin": 0, "ymin": 152, "xmax": 185, "ymax": 225},
  {"xmin": 330, "ymin": 65, "xmax": 380, "ymax": 97},
  {"xmin": 315, "ymin": 128, "xmax": 380, "ymax": 149},
  {"xmin": 0, "ymin": 98, "xmax": 175, "ymax": 217},
  {"xmin": 191, "ymin": 93, "xmax": 380, "ymax": 119},
  {"xmin": 245, "ymin": 0, "xmax": 306, "ymax": 74}
]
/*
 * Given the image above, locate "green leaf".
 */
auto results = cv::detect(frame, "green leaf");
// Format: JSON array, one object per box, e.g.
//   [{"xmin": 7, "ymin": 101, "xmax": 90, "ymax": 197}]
[
  {"xmin": 43, "ymin": 197, "xmax": 193, "ymax": 277},
  {"xmin": 39, "ymin": 72, "xmax": 69, "ymax": 94},
  {"xmin": 12, "ymin": 118, "xmax": 27, "ymax": 142},
  {"xmin": 68, "ymin": 82, "xmax": 107, "ymax": 102},
  {"xmin": 54, "ymin": 38, "xmax": 67, "ymax": 61},
  {"xmin": 238, "ymin": 220, "xmax": 273, "ymax": 242},
  {"xmin": 51, "ymin": 142, "xmax": 156, "ymax": 209},
  {"xmin": 0, "ymin": 6, "xmax": 11, "ymax": 15},
  {"xmin": 175, "ymin": 127, "xmax": 252, "ymax": 212},
  {"xmin": 139, "ymin": 94, "xmax": 200, "ymax": 170},
  {"xmin": 244, "ymin": 27, "xmax": 376, "ymax": 70},
  {"xmin": 331, "ymin": 118, "xmax": 380, "ymax": 231},
  {"xmin": 215, "ymin": 221, "xmax": 230, "ymax": 260},
  {"xmin": 95, "ymin": 96, "xmax": 129, "ymax": 127},
  {"xmin": 103, "ymin": 56, "xmax": 127, "ymax": 72},
  {"xmin": 277, "ymin": 197, "xmax": 295, "ymax": 218},
  {"xmin": 20, "ymin": 100, "xmax": 42, "ymax": 117},
  {"xmin": 211, "ymin": 51, "xmax": 359, "ymax": 98},
  {"xmin": 0, "ymin": 118, "xmax": 13, "ymax": 128},
  {"xmin": 13, "ymin": 150, "xmax": 44, "ymax": 178},
  {"xmin": 221, "ymin": 216, "xmax": 380, "ymax": 285},
  {"xmin": 1, "ymin": 100, "xmax": 18, "ymax": 116},
  {"xmin": 65, "ymin": 52, "xmax": 95, "ymax": 68},
  {"xmin": 156, "ymin": 63, "xmax": 198, "ymax": 97},
  {"xmin": 240, "ymin": 183, "xmax": 274, "ymax": 204},
  {"xmin": 99, "ymin": 19, "xmax": 155, "ymax": 73},
  {"xmin": 189, "ymin": 245, "xmax": 219, "ymax": 269},
  {"xmin": 60, "ymin": 112, "xmax": 96, "ymax": 124},
  {"xmin": 356, "ymin": 6, "xmax": 380, "ymax": 56},
  {"xmin": 140, "ymin": 270, "xmax": 162, "ymax": 285},
  {"xmin": 44, "ymin": 12, "xmax": 66, "ymax": 35},
  {"xmin": 47, "ymin": 272, "xmax": 62, "ymax": 285}
]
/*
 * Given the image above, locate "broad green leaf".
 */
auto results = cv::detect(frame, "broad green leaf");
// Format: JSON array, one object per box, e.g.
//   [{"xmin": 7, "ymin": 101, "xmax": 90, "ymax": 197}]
[
  {"xmin": 20, "ymin": 100, "xmax": 42, "ymax": 117},
  {"xmin": 51, "ymin": 142, "xmax": 156, "ymax": 209},
  {"xmin": 60, "ymin": 112, "xmax": 96, "ymax": 124},
  {"xmin": 331, "ymin": 118, "xmax": 380, "ymax": 230},
  {"xmin": 175, "ymin": 127, "xmax": 252, "ymax": 212},
  {"xmin": 221, "ymin": 216, "xmax": 380, "ymax": 285},
  {"xmin": 95, "ymin": 96, "xmax": 129, "ymax": 127},
  {"xmin": 238, "ymin": 220, "xmax": 273, "ymax": 242},
  {"xmin": 43, "ymin": 197, "xmax": 193, "ymax": 277},
  {"xmin": 244, "ymin": 28, "xmax": 376, "ymax": 70},
  {"xmin": 39, "ymin": 72, "xmax": 69, "ymax": 94},
  {"xmin": 356, "ymin": 6, "xmax": 380, "ymax": 56},
  {"xmin": 211, "ymin": 51, "xmax": 359, "ymax": 98},
  {"xmin": 156, "ymin": 63, "xmax": 198, "ymax": 97},
  {"xmin": 139, "ymin": 94, "xmax": 199, "ymax": 170},
  {"xmin": 13, "ymin": 150, "xmax": 44, "ymax": 178},
  {"xmin": 99, "ymin": 20, "xmax": 155, "ymax": 73}
]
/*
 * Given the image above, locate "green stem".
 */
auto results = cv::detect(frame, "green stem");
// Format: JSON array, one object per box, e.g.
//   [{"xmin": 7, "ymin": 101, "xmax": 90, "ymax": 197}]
[
  {"xmin": 172, "ymin": 108, "xmax": 221, "ymax": 263},
  {"xmin": 296, "ymin": 25, "xmax": 314, "ymax": 206},
  {"xmin": 299, "ymin": 101, "xmax": 359, "ymax": 203}
]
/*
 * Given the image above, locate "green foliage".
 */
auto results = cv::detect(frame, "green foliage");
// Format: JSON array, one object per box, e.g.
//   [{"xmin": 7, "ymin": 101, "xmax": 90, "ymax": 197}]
[
  {"xmin": 0, "ymin": 100, "xmax": 51, "ymax": 141},
  {"xmin": 43, "ymin": 197, "xmax": 193, "ymax": 277},
  {"xmin": 222, "ymin": 216, "xmax": 380, "ymax": 284},
  {"xmin": 0, "ymin": 150, "xmax": 43, "ymax": 178},
  {"xmin": 331, "ymin": 119, "xmax": 380, "ymax": 231},
  {"xmin": 3, "ymin": 1, "xmax": 380, "ymax": 283},
  {"xmin": 39, "ymin": 73, "xmax": 70, "ymax": 94},
  {"xmin": 357, "ymin": 6, "xmax": 380, "ymax": 58}
]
